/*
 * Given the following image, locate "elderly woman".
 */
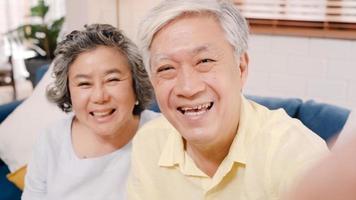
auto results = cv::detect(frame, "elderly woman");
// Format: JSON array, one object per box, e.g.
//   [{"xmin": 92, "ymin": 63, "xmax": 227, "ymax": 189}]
[{"xmin": 22, "ymin": 24, "xmax": 159, "ymax": 200}]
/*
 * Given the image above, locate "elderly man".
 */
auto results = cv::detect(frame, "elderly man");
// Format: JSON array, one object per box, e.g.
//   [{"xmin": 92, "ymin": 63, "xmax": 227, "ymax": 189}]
[{"xmin": 127, "ymin": 0, "xmax": 328, "ymax": 199}]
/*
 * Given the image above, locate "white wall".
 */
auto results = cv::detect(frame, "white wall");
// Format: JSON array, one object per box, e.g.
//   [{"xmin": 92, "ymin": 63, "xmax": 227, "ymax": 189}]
[
  {"xmin": 118, "ymin": 0, "xmax": 161, "ymax": 42},
  {"xmin": 110, "ymin": 0, "xmax": 356, "ymax": 109},
  {"xmin": 64, "ymin": 0, "xmax": 119, "ymax": 34},
  {"xmin": 246, "ymin": 35, "xmax": 356, "ymax": 109},
  {"xmin": 119, "ymin": 0, "xmax": 356, "ymax": 108}
]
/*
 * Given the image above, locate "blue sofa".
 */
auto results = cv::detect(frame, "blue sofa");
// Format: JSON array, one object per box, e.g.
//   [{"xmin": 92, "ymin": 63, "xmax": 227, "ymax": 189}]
[
  {"xmin": 0, "ymin": 64, "xmax": 50, "ymax": 200},
  {"xmin": 0, "ymin": 64, "xmax": 351, "ymax": 199}
]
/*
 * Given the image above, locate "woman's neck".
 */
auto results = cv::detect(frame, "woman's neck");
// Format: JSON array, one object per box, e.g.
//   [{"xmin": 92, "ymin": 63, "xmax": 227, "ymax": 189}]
[{"xmin": 71, "ymin": 115, "xmax": 140, "ymax": 159}]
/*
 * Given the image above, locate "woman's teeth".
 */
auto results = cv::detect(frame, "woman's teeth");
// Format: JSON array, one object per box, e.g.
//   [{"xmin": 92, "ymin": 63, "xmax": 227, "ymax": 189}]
[{"xmin": 90, "ymin": 109, "xmax": 115, "ymax": 117}]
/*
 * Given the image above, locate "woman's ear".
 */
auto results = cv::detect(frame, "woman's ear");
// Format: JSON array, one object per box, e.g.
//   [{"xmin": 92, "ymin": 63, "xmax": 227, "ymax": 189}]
[{"xmin": 239, "ymin": 52, "xmax": 249, "ymax": 87}]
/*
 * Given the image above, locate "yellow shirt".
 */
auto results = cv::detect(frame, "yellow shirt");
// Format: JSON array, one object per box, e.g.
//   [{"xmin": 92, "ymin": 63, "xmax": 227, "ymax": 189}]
[{"xmin": 127, "ymin": 97, "xmax": 328, "ymax": 200}]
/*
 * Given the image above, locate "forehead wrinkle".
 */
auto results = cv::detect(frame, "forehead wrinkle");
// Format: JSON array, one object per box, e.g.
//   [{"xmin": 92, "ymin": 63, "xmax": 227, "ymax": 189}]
[{"xmin": 71, "ymin": 67, "xmax": 124, "ymax": 80}]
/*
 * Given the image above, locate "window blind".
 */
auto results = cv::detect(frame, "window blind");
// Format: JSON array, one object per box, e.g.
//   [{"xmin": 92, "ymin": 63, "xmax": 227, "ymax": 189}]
[{"xmin": 234, "ymin": 0, "xmax": 356, "ymax": 39}]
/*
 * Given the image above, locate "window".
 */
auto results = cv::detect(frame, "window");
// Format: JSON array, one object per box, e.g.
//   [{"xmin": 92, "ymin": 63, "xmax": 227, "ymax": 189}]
[
  {"xmin": 234, "ymin": 0, "xmax": 356, "ymax": 39},
  {"xmin": 0, "ymin": 0, "xmax": 65, "ymax": 82},
  {"xmin": 0, "ymin": 0, "xmax": 65, "ymax": 54}
]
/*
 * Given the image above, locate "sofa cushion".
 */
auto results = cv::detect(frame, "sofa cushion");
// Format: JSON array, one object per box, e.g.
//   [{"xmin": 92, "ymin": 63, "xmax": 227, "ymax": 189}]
[
  {"xmin": 246, "ymin": 95, "xmax": 303, "ymax": 118},
  {"xmin": 7, "ymin": 165, "xmax": 26, "ymax": 190},
  {"xmin": 0, "ymin": 159, "xmax": 22, "ymax": 200}
]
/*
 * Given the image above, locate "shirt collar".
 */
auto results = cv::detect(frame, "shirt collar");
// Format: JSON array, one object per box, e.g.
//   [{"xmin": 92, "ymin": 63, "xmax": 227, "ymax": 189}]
[{"xmin": 158, "ymin": 95, "xmax": 258, "ymax": 176}]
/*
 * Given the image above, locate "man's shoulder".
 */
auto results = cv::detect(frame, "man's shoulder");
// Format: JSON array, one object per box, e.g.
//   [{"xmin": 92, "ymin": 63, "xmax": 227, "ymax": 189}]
[
  {"xmin": 245, "ymin": 101, "xmax": 329, "ymax": 194},
  {"xmin": 248, "ymin": 100, "xmax": 327, "ymax": 151}
]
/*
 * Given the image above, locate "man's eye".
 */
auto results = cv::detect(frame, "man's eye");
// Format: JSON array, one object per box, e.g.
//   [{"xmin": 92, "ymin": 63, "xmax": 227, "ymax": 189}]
[
  {"xmin": 156, "ymin": 65, "xmax": 174, "ymax": 73},
  {"xmin": 197, "ymin": 58, "xmax": 215, "ymax": 65},
  {"xmin": 154, "ymin": 65, "xmax": 177, "ymax": 79},
  {"xmin": 196, "ymin": 58, "xmax": 215, "ymax": 72}
]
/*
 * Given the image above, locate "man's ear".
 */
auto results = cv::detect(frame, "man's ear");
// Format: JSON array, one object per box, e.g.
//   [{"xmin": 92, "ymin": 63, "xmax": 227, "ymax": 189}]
[{"xmin": 239, "ymin": 52, "xmax": 249, "ymax": 87}]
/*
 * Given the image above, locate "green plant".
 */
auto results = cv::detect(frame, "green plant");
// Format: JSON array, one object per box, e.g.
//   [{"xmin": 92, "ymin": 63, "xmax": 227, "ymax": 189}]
[{"xmin": 10, "ymin": 0, "xmax": 65, "ymax": 60}]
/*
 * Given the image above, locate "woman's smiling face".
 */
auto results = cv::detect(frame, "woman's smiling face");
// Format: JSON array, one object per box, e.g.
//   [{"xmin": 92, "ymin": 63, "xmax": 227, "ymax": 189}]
[{"xmin": 68, "ymin": 46, "xmax": 137, "ymax": 137}]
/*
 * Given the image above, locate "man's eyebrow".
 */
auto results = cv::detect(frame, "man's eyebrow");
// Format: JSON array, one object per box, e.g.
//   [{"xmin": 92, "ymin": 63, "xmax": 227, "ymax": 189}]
[
  {"xmin": 151, "ymin": 44, "xmax": 213, "ymax": 62},
  {"xmin": 151, "ymin": 54, "xmax": 170, "ymax": 63}
]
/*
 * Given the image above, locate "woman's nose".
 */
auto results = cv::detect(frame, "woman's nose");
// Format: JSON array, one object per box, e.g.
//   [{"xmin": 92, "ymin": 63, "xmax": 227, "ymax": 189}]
[{"xmin": 91, "ymin": 85, "xmax": 109, "ymax": 104}]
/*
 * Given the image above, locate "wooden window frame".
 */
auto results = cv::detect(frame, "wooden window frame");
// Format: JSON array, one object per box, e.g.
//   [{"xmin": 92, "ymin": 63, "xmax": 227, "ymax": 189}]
[{"xmin": 234, "ymin": 0, "xmax": 356, "ymax": 40}]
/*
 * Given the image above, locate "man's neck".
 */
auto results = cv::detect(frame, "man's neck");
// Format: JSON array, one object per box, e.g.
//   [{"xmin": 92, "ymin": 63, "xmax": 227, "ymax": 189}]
[{"xmin": 185, "ymin": 132, "xmax": 237, "ymax": 177}]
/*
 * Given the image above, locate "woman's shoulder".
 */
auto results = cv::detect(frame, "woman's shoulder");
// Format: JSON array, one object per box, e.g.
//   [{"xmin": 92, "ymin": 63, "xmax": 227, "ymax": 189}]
[{"xmin": 39, "ymin": 114, "xmax": 74, "ymax": 146}]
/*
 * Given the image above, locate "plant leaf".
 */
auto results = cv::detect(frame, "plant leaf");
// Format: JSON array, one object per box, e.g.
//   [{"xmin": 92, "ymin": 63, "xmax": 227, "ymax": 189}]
[
  {"xmin": 30, "ymin": 0, "xmax": 49, "ymax": 18},
  {"xmin": 49, "ymin": 17, "xmax": 65, "ymax": 31}
]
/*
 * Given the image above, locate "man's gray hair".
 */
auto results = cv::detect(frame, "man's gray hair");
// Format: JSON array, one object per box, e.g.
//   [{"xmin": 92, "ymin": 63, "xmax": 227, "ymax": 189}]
[
  {"xmin": 47, "ymin": 24, "xmax": 153, "ymax": 115},
  {"xmin": 138, "ymin": 0, "xmax": 249, "ymax": 74}
]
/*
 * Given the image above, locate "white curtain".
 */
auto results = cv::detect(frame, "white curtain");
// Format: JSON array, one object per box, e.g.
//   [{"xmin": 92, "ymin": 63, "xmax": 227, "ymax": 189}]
[{"xmin": 0, "ymin": 0, "xmax": 65, "ymax": 77}]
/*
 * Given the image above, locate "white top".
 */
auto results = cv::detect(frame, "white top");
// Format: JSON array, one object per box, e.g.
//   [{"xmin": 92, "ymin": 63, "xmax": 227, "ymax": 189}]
[{"xmin": 22, "ymin": 110, "xmax": 160, "ymax": 200}]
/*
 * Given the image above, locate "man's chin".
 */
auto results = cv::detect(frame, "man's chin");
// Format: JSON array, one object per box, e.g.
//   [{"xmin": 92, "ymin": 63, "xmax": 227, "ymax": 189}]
[{"xmin": 180, "ymin": 128, "xmax": 215, "ymax": 143}]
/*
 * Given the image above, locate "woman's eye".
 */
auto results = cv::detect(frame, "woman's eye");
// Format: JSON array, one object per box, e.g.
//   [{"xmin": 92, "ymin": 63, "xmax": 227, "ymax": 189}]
[
  {"xmin": 107, "ymin": 78, "xmax": 120, "ymax": 82},
  {"xmin": 78, "ymin": 82, "xmax": 90, "ymax": 87}
]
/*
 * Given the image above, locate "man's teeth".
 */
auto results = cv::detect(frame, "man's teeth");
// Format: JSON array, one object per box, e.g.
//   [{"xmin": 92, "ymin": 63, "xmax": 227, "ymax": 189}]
[
  {"xmin": 179, "ymin": 102, "xmax": 213, "ymax": 114},
  {"xmin": 184, "ymin": 109, "xmax": 206, "ymax": 116}
]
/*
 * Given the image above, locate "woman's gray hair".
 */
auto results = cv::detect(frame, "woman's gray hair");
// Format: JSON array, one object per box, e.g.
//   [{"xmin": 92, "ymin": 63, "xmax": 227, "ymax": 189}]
[
  {"xmin": 138, "ymin": 0, "xmax": 249, "ymax": 74},
  {"xmin": 47, "ymin": 24, "xmax": 153, "ymax": 115}
]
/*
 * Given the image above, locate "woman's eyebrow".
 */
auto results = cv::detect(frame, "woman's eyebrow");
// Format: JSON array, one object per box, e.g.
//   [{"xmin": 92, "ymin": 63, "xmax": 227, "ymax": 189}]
[{"xmin": 104, "ymin": 68, "xmax": 123, "ymax": 75}]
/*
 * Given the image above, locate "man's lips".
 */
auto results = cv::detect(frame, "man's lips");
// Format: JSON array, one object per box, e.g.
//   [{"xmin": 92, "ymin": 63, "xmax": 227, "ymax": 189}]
[{"xmin": 177, "ymin": 102, "xmax": 214, "ymax": 115}]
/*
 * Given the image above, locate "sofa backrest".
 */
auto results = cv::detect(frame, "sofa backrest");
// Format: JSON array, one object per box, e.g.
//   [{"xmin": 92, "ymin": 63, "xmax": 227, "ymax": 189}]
[{"xmin": 150, "ymin": 95, "xmax": 350, "ymax": 142}]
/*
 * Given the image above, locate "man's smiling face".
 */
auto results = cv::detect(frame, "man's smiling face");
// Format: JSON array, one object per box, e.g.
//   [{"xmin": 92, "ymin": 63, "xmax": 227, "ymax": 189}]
[{"xmin": 149, "ymin": 14, "xmax": 248, "ymax": 145}]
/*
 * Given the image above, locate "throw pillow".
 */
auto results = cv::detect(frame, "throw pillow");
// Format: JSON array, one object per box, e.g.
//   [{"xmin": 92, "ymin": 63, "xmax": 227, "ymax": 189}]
[
  {"xmin": 0, "ymin": 64, "xmax": 67, "ymax": 172},
  {"xmin": 7, "ymin": 165, "xmax": 27, "ymax": 190}
]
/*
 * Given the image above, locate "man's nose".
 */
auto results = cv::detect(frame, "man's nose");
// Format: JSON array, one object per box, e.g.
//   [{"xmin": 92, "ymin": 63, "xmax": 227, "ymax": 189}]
[
  {"xmin": 91, "ymin": 85, "xmax": 109, "ymax": 104},
  {"xmin": 174, "ymin": 66, "xmax": 205, "ymax": 98}
]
